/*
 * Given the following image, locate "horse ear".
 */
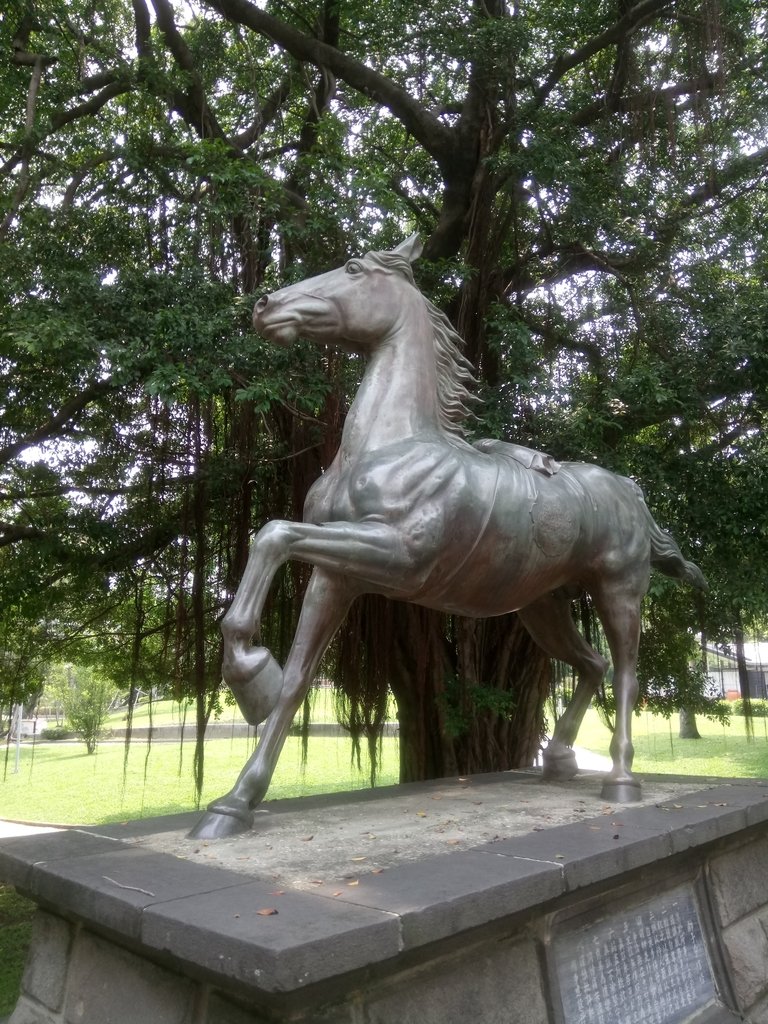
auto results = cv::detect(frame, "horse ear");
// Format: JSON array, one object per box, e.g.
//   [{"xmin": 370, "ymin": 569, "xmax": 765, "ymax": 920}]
[{"xmin": 393, "ymin": 233, "xmax": 423, "ymax": 263}]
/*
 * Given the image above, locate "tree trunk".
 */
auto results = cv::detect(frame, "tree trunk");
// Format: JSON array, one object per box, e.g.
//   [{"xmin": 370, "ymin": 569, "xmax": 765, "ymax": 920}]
[
  {"xmin": 678, "ymin": 706, "xmax": 701, "ymax": 739},
  {"xmin": 335, "ymin": 598, "xmax": 457, "ymax": 783},
  {"xmin": 452, "ymin": 614, "xmax": 551, "ymax": 773},
  {"xmin": 339, "ymin": 599, "xmax": 552, "ymax": 783}
]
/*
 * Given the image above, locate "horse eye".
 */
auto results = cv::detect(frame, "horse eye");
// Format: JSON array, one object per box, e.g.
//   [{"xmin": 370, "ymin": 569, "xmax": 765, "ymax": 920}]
[{"xmin": 346, "ymin": 260, "xmax": 363, "ymax": 275}]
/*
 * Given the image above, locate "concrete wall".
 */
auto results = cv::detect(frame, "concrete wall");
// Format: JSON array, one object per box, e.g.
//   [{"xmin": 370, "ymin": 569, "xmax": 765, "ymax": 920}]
[{"xmin": 4, "ymin": 777, "xmax": 768, "ymax": 1024}]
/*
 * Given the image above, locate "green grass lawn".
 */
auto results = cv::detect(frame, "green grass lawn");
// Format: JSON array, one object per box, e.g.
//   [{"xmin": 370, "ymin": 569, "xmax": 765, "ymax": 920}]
[
  {"xmin": 0, "ymin": 884, "xmax": 35, "ymax": 1016},
  {"xmin": 4, "ymin": 705, "xmax": 768, "ymax": 828},
  {"xmin": 570, "ymin": 706, "xmax": 768, "ymax": 777},
  {"xmin": 100, "ymin": 687, "xmax": 362, "ymax": 732},
  {"xmin": 0, "ymin": 732, "xmax": 400, "ymax": 826}
]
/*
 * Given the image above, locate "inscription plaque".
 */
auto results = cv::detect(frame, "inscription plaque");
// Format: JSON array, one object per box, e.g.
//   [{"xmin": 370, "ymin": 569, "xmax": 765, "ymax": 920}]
[{"xmin": 552, "ymin": 887, "xmax": 719, "ymax": 1024}]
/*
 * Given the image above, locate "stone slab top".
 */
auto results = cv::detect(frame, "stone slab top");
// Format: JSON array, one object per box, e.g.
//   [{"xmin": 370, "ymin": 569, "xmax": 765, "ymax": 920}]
[{"xmin": 2, "ymin": 770, "xmax": 768, "ymax": 993}]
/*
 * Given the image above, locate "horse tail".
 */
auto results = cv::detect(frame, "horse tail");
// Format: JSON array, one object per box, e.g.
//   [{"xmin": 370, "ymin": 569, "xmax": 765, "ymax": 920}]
[{"xmin": 643, "ymin": 503, "xmax": 707, "ymax": 590}]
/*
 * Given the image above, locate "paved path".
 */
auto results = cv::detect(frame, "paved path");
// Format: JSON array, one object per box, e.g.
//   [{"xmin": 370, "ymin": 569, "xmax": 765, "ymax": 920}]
[{"xmin": 0, "ymin": 820, "xmax": 60, "ymax": 839}]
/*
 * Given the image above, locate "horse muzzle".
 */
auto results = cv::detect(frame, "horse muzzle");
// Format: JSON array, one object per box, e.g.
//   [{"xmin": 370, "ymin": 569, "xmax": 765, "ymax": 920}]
[{"xmin": 252, "ymin": 294, "xmax": 300, "ymax": 346}]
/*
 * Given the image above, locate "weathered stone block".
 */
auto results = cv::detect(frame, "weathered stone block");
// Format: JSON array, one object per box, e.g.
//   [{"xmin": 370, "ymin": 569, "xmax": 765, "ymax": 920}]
[
  {"xmin": 721, "ymin": 908, "xmax": 768, "ymax": 1010},
  {"xmin": 364, "ymin": 934, "xmax": 548, "ymax": 1024},
  {"xmin": 205, "ymin": 992, "xmax": 358, "ymax": 1024},
  {"xmin": 0, "ymin": 831, "xmax": 122, "ymax": 892},
  {"xmin": 32, "ymin": 847, "xmax": 247, "ymax": 940},
  {"xmin": 745, "ymin": 991, "xmax": 768, "ymax": 1023},
  {"xmin": 709, "ymin": 833, "xmax": 768, "ymax": 927},
  {"xmin": 9, "ymin": 994, "xmax": 59, "ymax": 1024},
  {"xmin": 487, "ymin": 817, "xmax": 670, "ymax": 893},
  {"xmin": 307, "ymin": 847, "xmax": 563, "ymax": 952},
  {"xmin": 142, "ymin": 881, "xmax": 400, "ymax": 993},
  {"xmin": 62, "ymin": 929, "xmax": 196, "ymax": 1024},
  {"xmin": 21, "ymin": 910, "xmax": 72, "ymax": 1011},
  {"xmin": 205, "ymin": 994, "xmax": 270, "ymax": 1024}
]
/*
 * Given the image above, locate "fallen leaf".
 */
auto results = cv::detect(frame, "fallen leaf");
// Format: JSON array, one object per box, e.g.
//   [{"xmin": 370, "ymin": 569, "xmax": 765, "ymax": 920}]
[
  {"xmin": 416, "ymin": 811, "xmax": 427, "ymax": 817},
  {"xmin": 309, "ymin": 879, "xmax": 324, "ymax": 885},
  {"xmin": 612, "ymin": 834, "xmax": 621, "ymax": 840},
  {"xmin": 301, "ymin": 835, "xmax": 314, "ymax": 841},
  {"xmin": 371, "ymin": 868, "xmax": 384, "ymax": 874},
  {"xmin": 347, "ymin": 879, "xmax": 359, "ymax": 887},
  {"xmin": 256, "ymin": 908, "xmax": 278, "ymax": 916},
  {"xmin": 269, "ymin": 890, "xmax": 285, "ymax": 896},
  {"xmin": 351, "ymin": 857, "xmax": 367, "ymax": 862},
  {"xmin": 431, "ymin": 794, "xmax": 443, "ymax": 800},
  {"xmin": 332, "ymin": 891, "xmax": 342, "ymax": 897},
  {"xmin": 555, "ymin": 854, "xmax": 564, "ymax": 860},
  {"xmin": 446, "ymin": 839, "xmax": 460, "ymax": 845},
  {"xmin": 588, "ymin": 826, "xmax": 601, "ymax": 831}
]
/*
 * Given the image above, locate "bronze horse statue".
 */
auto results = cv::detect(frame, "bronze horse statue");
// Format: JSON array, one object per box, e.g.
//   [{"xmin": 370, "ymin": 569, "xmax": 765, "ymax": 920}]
[{"xmin": 191, "ymin": 235, "xmax": 705, "ymax": 839}]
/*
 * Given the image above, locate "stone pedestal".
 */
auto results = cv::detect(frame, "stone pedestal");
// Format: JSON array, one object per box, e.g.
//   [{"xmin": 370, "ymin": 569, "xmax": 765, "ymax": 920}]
[{"xmin": 2, "ymin": 771, "xmax": 767, "ymax": 1023}]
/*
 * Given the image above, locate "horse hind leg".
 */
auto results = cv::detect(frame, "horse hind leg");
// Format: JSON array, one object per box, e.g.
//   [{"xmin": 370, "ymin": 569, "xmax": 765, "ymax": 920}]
[
  {"xmin": 591, "ymin": 576, "xmax": 645, "ymax": 803},
  {"xmin": 518, "ymin": 592, "xmax": 609, "ymax": 782}
]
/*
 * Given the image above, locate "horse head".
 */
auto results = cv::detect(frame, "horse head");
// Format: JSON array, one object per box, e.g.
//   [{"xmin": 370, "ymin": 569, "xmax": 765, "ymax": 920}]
[{"xmin": 252, "ymin": 235, "xmax": 423, "ymax": 351}]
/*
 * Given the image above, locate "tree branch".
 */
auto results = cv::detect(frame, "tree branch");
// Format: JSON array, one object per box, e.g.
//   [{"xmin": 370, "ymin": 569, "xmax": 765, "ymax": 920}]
[
  {"xmin": 0, "ymin": 524, "xmax": 46, "ymax": 548},
  {"xmin": 150, "ymin": 0, "xmax": 229, "ymax": 142},
  {"xmin": 0, "ymin": 380, "xmax": 118, "ymax": 466},
  {"xmin": 49, "ymin": 80, "xmax": 132, "ymax": 133},
  {"xmin": 534, "ymin": 0, "xmax": 674, "ymax": 109},
  {"xmin": 203, "ymin": 0, "xmax": 454, "ymax": 167},
  {"xmin": 572, "ymin": 74, "xmax": 718, "ymax": 127}
]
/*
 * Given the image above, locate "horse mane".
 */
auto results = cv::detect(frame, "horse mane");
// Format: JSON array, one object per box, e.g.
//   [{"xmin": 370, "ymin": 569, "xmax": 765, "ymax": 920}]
[{"xmin": 365, "ymin": 247, "xmax": 478, "ymax": 439}]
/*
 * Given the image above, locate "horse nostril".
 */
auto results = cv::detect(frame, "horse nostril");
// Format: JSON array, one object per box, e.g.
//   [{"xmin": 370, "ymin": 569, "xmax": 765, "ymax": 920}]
[{"xmin": 255, "ymin": 294, "xmax": 269, "ymax": 314}]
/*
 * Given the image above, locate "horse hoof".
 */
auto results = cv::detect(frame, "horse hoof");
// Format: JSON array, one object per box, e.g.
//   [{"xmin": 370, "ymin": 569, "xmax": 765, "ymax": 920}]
[
  {"xmin": 234, "ymin": 648, "xmax": 284, "ymax": 726},
  {"xmin": 187, "ymin": 803, "xmax": 254, "ymax": 839},
  {"xmin": 541, "ymin": 744, "xmax": 579, "ymax": 781},
  {"xmin": 601, "ymin": 778, "xmax": 642, "ymax": 803}
]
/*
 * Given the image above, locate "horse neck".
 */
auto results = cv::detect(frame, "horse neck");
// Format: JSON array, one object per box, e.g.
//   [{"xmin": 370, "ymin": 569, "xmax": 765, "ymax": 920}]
[{"xmin": 340, "ymin": 301, "xmax": 441, "ymax": 455}]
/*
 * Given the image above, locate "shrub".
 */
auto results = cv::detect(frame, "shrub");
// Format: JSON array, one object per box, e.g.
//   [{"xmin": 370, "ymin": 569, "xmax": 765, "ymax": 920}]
[
  {"xmin": 730, "ymin": 698, "xmax": 768, "ymax": 718},
  {"xmin": 40, "ymin": 726, "xmax": 74, "ymax": 741}
]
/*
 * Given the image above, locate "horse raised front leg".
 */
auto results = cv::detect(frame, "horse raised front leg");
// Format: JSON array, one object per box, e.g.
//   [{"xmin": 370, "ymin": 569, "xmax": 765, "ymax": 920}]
[
  {"xmin": 221, "ymin": 515, "xmax": 424, "ymax": 720},
  {"xmin": 216, "ymin": 521, "xmax": 296, "ymax": 728},
  {"xmin": 190, "ymin": 517, "xmax": 424, "ymax": 838},
  {"xmin": 190, "ymin": 569, "xmax": 357, "ymax": 839}
]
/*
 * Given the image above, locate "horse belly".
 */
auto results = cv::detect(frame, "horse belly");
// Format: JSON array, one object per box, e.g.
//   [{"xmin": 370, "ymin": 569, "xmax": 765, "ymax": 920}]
[
  {"xmin": 414, "ymin": 534, "xmax": 568, "ymax": 617},
  {"xmin": 409, "ymin": 462, "xmax": 594, "ymax": 616}
]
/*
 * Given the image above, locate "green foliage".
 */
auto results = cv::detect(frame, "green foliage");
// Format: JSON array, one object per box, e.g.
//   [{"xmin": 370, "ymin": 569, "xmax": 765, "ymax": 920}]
[
  {"xmin": 438, "ymin": 675, "xmax": 518, "ymax": 739},
  {"xmin": 45, "ymin": 664, "xmax": 117, "ymax": 754},
  {"xmin": 730, "ymin": 699, "xmax": 768, "ymax": 719}
]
